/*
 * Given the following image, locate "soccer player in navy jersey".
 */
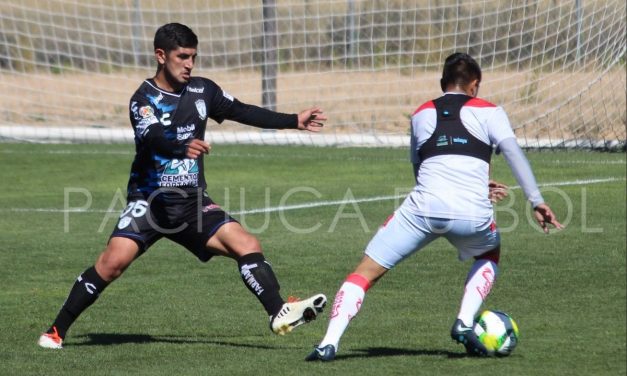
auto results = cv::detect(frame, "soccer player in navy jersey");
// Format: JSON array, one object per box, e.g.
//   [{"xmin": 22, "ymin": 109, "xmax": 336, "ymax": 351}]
[
  {"xmin": 305, "ymin": 53, "xmax": 563, "ymax": 361},
  {"xmin": 38, "ymin": 23, "xmax": 327, "ymax": 349}
]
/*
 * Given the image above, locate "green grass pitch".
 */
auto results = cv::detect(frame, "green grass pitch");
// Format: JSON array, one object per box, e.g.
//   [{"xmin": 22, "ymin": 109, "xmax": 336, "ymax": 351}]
[{"xmin": 0, "ymin": 143, "xmax": 625, "ymax": 375}]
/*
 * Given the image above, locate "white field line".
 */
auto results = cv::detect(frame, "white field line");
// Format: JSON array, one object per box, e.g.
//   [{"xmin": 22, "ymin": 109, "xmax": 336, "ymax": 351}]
[
  {"xmin": 3, "ymin": 177, "xmax": 624, "ymax": 215},
  {"xmin": 551, "ymin": 160, "xmax": 626, "ymax": 165}
]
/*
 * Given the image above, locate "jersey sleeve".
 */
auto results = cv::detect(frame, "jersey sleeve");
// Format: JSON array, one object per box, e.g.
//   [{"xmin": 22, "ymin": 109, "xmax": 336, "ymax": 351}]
[
  {"xmin": 410, "ymin": 118, "xmax": 420, "ymax": 164},
  {"xmin": 486, "ymin": 106, "xmax": 517, "ymax": 146},
  {"xmin": 129, "ymin": 97, "xmax": 160, "ymax": 140},
  {"xmin": 202, "ymin": 78, "xmax": 235, "ymax": 124},
  {"xmin": 129, "ymin": 95, "xmax": 186, "ymax": 157}
]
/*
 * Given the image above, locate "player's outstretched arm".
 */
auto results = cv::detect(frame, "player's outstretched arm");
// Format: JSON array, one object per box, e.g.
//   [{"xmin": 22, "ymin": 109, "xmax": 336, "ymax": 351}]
[
  {"xmin": 533, "ymin": 203, "xmax": 564, "ymax": 234},
  {"xmin": 297, "ymin": 107, "xmax": 326, "ymax": 132}
]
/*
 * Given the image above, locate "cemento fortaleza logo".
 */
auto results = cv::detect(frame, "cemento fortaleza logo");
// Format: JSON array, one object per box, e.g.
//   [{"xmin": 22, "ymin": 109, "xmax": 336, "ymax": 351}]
[{"xmin": 160, "ymin": 158, "xmax": 199, "ymax": 187}]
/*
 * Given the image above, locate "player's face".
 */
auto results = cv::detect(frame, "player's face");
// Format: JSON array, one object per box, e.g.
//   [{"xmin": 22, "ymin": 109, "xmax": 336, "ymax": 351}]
[{"xmin": 157, "ymin": 46, "xmax": 197, "ymax": 87}]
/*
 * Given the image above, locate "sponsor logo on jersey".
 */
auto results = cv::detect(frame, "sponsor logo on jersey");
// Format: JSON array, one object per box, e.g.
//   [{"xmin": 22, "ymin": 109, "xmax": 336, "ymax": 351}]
[
  {"xmin": 452, "ymin": 137, "xmax": 468, "ymax": 144},
  {"xmin": 177, "ymin": 124, "xmax": 196, "ymax": 133},
  {"xmin": 436, "ymin": 135, "xmax": 448, "ymax": 146},
  {"xmin": 177, "ymin": 124, "xmax": 196, "ymax": 141},
  {"xmin": 222, "ymin": 90, "xmax": 234, "ymax": 101},
  {"xmin": 160, "ymin": 113, "xmax": 172, "ymax": 126},
  {"xmin": 136, "ymin": 117, "xmax": 158, "ymax": 135},
  {"xmin": 187, "ymin": 86, "xmax": 204, "ymax": 93},
  {"xmin": 177, "ymin": 133, "xmax": 192, "ymax": 141},
  {"xmin": 202, "ymin": 204, "xmax": 221, "ymax": 212},
  {"xmin": 131, "ymin": 101, "xmax": 140, "ymax": 120},
  {"xmin": 134, "ymin": 103, "xmax": 159, "ymax": 136},
  {"xmin": 160, "ymin": 159, "xmax": 199, "ymax": 187},
  {"xmin": 195, "ymin": 99, "xmax": 207, "ymax": 120}
]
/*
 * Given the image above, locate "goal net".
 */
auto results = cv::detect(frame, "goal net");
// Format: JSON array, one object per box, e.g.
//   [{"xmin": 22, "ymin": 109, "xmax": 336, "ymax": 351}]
[{"xmin": 0, "ymin": 0, "xmax": 625, "ymax": 149}]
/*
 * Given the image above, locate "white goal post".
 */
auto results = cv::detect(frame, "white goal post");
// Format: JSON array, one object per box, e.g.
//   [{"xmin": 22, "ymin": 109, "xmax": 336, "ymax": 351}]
[{"xmin": 0, "ymin": 0, "xmax": 625, "ymax": 149}]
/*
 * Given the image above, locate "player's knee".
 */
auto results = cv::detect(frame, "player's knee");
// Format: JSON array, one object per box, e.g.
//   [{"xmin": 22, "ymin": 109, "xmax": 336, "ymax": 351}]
[
  {"xmin": 95, "ymin": 248, "xmax": 135, "ymax": 281},
  {"xmin": 238, "ymin": 235, "xmax": 262, "ymax": 254},
  {"xmin": 223, "ymin": 234, "xmax": 262, "ymax": 258},
  {"xmin": 475, "ymin": 247, "xmax": 500, "ymax": 264},
  {"xmin": 95, "ymin": 257, "xmax": 125, "ymax": 281}
]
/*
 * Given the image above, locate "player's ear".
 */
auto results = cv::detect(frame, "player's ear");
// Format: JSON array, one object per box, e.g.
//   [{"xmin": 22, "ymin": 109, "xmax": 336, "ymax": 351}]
[
  {"xmin": 155, "ymin": 48, "xmax": 167, "ymax": 65},
  {"xmin": 470, "ymin": 79, "xmax": 480, "ymax": 97}
]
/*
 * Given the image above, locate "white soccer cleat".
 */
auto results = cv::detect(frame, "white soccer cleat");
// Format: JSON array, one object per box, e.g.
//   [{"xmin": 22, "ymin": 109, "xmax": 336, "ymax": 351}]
[
  {"xmin": 270, "ymin": 294, "xmax": 327, "ymax": 335},
  {"xmin": 38, "ymin": 327, "xmax": 63, "ymax": 349}
]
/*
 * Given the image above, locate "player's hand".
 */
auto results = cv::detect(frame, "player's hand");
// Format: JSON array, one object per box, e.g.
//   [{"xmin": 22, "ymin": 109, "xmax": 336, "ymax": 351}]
[
  {"xmin": 186, "ymin": 139, "xmax": 211, "ymax": 159},
  {"xmin": 488, "ymin": 180, "xmax": 508, "ymax": 203},
  {"xmin": 297, "ymin": 107, "xmax": 326, "ymax": 132},
  {"xmin": 533, "ymin": 203, "xmax": 564, "ymax": 234}
]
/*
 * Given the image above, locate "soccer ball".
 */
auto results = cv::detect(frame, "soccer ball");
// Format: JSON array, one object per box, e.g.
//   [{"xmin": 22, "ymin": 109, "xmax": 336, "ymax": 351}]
[{"xmin": 473, "ymin": 310, "xmax": 519, "ymax": 356}]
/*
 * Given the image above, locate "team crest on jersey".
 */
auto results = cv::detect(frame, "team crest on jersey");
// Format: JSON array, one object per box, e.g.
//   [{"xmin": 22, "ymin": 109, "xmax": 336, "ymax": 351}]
[
  {"xmin": 117, "ymin": 216, "xmax": 132, "ymax": 229},
  {"xmin": 195, "ymin": 99, "xmax": 207, "ymax": 120}
]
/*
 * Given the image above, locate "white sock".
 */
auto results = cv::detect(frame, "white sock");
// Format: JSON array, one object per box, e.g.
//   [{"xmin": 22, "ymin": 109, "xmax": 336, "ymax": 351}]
[
  {"xmin": 319, "ymin": 273, "xmax": 370, "ymax": 351},
  {"xmin": 457, "ymin": 259, "xmax": 498, "ymax": 327}
]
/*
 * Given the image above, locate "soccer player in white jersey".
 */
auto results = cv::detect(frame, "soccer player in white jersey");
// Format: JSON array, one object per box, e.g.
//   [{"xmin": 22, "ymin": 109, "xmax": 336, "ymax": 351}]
[{"xmin": 306, "ymin": 53, "xmax": 563, "ymax": 361}]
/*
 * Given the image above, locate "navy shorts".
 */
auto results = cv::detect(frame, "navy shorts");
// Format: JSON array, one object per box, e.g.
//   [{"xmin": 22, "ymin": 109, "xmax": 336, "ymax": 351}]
[{"xmin": 110, "ymin": 193, "xmax": 237, "ymax": 262}]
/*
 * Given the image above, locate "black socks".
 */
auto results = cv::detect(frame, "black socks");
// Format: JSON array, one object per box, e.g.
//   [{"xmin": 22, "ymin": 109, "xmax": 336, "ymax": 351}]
[
  {"xmin": 48, "ymin": 255, "xmax": 284, "ymax": 339},
  {"xmin": 238, "ymin": 253, "xmax": 284, "ymax": 316},
  {"xmin": 49, "ymin": 266, "xmax": 109, "ymax": 339}
]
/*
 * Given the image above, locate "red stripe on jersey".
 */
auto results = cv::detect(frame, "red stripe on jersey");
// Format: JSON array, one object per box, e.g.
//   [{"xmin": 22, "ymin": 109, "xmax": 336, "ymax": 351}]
[
  {"xmin": 465, "ymin": 97, "xmax": 496, "ymax": 108},
  {"xmin": 346, "ymin": 273, "xmax": 371, "ymax": 292},
  {"xmin": 412, "ymin": 101, "xmax": 435, "ymax": 115}
]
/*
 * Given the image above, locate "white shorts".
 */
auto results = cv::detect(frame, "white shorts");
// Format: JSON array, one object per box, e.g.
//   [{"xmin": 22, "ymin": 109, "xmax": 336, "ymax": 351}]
[{"xmin": 365, "ymin": 205, "xmax": 500, "ymax": 269}]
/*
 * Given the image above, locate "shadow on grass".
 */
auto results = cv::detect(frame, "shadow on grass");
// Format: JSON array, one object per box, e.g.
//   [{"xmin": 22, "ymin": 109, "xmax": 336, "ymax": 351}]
[
  {"xmin": 338, "ymin": 347, "xmax": 468, "ymax": 359},
  {"xmin": 71, "ymin": 333, "xmax": 278, "ymax": 350}
]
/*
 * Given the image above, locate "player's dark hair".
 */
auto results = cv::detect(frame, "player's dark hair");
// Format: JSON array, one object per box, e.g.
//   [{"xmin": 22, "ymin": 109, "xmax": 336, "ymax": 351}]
[
  {"xmin": 440, "ymin": 53, "xmax": 482, "ymax": 92},
  {"xmin": 153, "ymin": 23, "xmax": 198, "ymax": 52}
]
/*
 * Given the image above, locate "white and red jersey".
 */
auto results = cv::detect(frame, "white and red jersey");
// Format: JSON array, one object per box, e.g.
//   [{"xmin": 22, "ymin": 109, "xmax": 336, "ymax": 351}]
[{"xmin": 407, "ymin": 92, "xmax": 516, "ymax": 221}]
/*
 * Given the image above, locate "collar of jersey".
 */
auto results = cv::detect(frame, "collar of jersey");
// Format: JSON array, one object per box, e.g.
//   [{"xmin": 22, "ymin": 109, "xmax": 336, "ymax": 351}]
[{"xmin": 144, "ymin": 79, "xmax": 185, "ymax": 97}]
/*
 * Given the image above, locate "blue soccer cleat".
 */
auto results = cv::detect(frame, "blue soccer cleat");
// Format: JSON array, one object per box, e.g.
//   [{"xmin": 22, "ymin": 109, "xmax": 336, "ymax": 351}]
[
  {"xmin": 305, "ymin": 344, "xmax": 336, "ymax": 362},
  {"xmin": 450, "ymin": 319, "xmax": 488, "ymax": 356}
]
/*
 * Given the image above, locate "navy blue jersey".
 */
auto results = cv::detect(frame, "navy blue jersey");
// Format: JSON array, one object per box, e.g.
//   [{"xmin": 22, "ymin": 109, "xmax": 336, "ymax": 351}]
[{"xmin": 127, "ymin": 77, "xmax": 234, "ymax": 200}]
